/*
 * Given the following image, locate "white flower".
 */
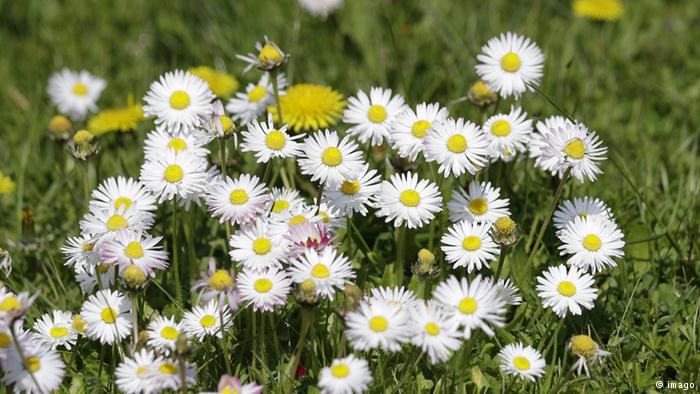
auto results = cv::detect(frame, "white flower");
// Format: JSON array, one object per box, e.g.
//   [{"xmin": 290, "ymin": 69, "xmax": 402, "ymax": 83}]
[
  {"xmin": 74, "ymin": 263, "xmax": 115, "ymax": 294},
  {"xmin": 368, "ymin": 286, "xmax": 419, "ymax": 310},
  {"xmin": 569, "ymin": 334, "xmax": 611, "ymax": 377},
  {"xmin": 497, "ymin": 343, "xmax": 546, "ymax": 381},
  {"xmin": 202, "ymin": 375, "xmax": 263, "ymax": 394},
  {"xmin": 268, "ymin": 187, "xmax": 304, "ymax": 216},
  {"xmin": 144, "ymin": 127, "xmax": 209, "ymax": 158},
  {"xmin": 537, "ymin": 121, "xmax": 607, "ymax": 183},
  {"xmin": 289, "ymin": 247, "xmax": 355, "ymax": 299},
  {"xmin": 495, "ymin": 279, "xmax": 523, "ymax": 306},
  {"xmin": 80, "ymin": 289, "xmax": 132, "ymax": 344},
  {"xmin": 90, "ymin": 176, "xmax": 157, "ymax": 215},
  {"xmin": 2, "ymin": 339, "xmax": 66, "ymax": 393},
  {"xmin": 408, "ymin": 301, "xmax": 462, "ymax": 364},
  {"xmin": 553, "ymin": 196, "xmax": 613, "ymax": 231},
  {"xmin": 390, "ymin": 103, "xmax": 449, "ymax": 161},
  {"xmin": 475, "ymin": 32, "xmax": 544, "ymax": 99},
  {"xmin": 183, "ymin": 299, "xmax": 232, "ymax": 340},
  {"xmin": 298, "ymin": 129, "xmax": 364, "ymax": 186},
  {"xmin": 241, "ymin": 113, "xmax": 304, "ymax": 163},
  {"xmin": 441, "ymin": 221, "xmax": 499, "ymax": 272},
  {"xmin": 146, "ymin": 315, "xmax": 183, "ymax": 355},
  {"xmin": 192, "ymin": 259, "xmax": 241, "ymax": 311},
  {"xmin": 529, "ymin": 115, "xmax": 573, "ymax": 172},
  {"xmin": 345, "ymin": 299, "xmax": 411, "ymax": 352},
  {"xmin": 61, "ymin": 234, "xmax": 99, "ymax": 272},
  {"xmin": 206, "ymin": 174, "xmax": 270, "ymax": 225},
  {"xmin": 298, "ymin": 0, "xmax": 344, "ymax": 17},
  {"xmin": 101, "ymin": 229, "xmax": 168, "ymax": 276},
  {"xmin": 237, "ymin": 268, "xmax": 292, "ymax": 312},
  {"xmin": 80, "ymin": 206, "xmax": 154, "ymax": 243},
  {"xmin": 424, "ymin": 117, "xmax": 489, "ymax": 177},
  {"xmin": 318, "ymin": 354, "xmax": 372, "ymax": 394},
  {"xmin": 344, "ymin": 87, "xmax": 407, "ymax": 146},
  {"xmin": 558, "ymin": 215, "xmax": 625, "ymax": 273},
  {"xmin": 448, "ymin": 181, "xmax": 510, "ymax": 224},
  {"xmin": 115, "ymin": 348, "xmax": 159, "ymax": 394},
  {"xmin": 143, "ymin": 70, "xmax": 215, "ymax": 134},
  {"xmin": 47, "ymin": 68, "xmax": 106, "ymax": 120},
  {"xmin": 375, "ymin": 171, "xmax": 442, "ymax": 229},
  {"xmin": 483, "ymin": 106, "xmax": 533, "ymax": 161},
  {"xmin": 32, "ymin": 310, "xmax": 78, "ymax": 350},
  {"xmin": 323, "ymin": 163, "xmax": 381, "ymax": 217},
  {"xmin": 151, "ymin": 358, "xmax": 197, "ymax": 392},
  {"xmin": 229, "ymin": 220, "xmax": 288, "ymax": 272},
  {"xmin": 140, "ymin": 149, "xmax": 209, "ymax": 204},
  {"xmin": 226, "ymin": 73, "xmax": 287, "ymax": 125},
  {"xmin": 536, "ymin": 265, "xmax": 598, "ymax": 318}
]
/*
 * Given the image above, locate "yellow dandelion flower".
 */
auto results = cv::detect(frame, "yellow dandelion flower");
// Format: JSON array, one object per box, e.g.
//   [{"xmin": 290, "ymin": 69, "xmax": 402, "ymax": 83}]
[
  {"xmin": 87, "ymin": 105, "xmax": 144, "ymax": 136},
  {"xmin": 190, "ymin": 66, "xmax": 239, "ymax": 99},
  {"xmin": 269, "ymin": 83, "xmax": 346, "ymax": 132},
  {"xmin": 0, "ymin": 172, "xmax": 16, "ymax": 194},
  {"xmin": 573, "ymin": 0, "xmax": 624, "ymax": 21}
]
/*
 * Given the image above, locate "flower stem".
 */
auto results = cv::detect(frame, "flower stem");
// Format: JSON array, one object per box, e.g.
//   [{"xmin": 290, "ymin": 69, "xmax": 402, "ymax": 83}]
[
  {"xmin": 271, "ymin": 71, "xmax": 284, "ymax": 125},
  {"xmin": 284, "ymin": 306, "xmax": 314, "ymax": 390},
  {"xmin": 395, "ymin": 225, "xmax": 407, "ymax": 285},
  {"xmin": 177, "ymin": 352, "xmax": 187, "ymax": 394},
  {"xmin": 171, "ymin": 201, "xmax": 182, "ymax": 307},
  {"xmin": 9, "ymin": 319, "xmax": 45, "ymax": 394},
  {"xmin": 494, "ymin": 245, "xmax": 507, "ymax": 279},
  {"xmin": 130, "ymin": 293, "xmax": 139, "ymax": 353},
  {"xmin": 217, "ymin": 306, "xmax": 232, "ymax": 374}
]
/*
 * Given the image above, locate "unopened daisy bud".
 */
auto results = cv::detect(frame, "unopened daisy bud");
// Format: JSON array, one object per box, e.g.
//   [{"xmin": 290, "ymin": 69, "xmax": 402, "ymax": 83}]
[
  {"xmin": 138, "ymin": 330, "xmax": 150, "ymax": 347},
  {"xmin": 491, "ymin": 216, "xmax": 521, "ymax": 246},
  {"xmin": 340, "ymin": 284, "xmax": 363, "ymax": 314},
  {"xmin": 123, "ymin": 264, "xmax": 147, "ymax": 288},
  {"xmin": 238, "ymin": 36, "xmax": 288, "ymax": 72},
  {"xmin": 175, "ymin": 333, "xmax": 191, "ymax": 356},
  {"xmin": 570, "ymin": 335, "xmax": 597, "ymax": 358},
  {"xmin": 72, "ymin": 314, "xmax": 87, "ymax": 334},
  {"xmin": 296, "ymin": 279, "xmax": 320, "ymax": 306},
  {"xmin": 468, "ymin": 80, "xmax": 497, "ymax": 107},
  {"xmin": 219, "ymin": 115, "xmax": 235, "ymax": 136},
  {"xmin": 72, "ymin": 129, "xmax": 94, "ymax": 144},
  {"xmin": 48, "ymin": 114, "xmax": 72, "ymax": 140},
  {"xmin": 0, "ymin": 247, "xmax": 11, "ymax": 276},
  {"xmin": 412, "ymin": 248, "xmax": 437, "ymax": 277},
  {"xmin": 68, "ymin": 130, "xmax": 100, "ymax": 160}
]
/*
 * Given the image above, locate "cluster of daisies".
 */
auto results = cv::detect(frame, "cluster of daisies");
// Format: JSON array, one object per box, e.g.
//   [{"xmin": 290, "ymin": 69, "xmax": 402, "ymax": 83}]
[{"xmin": 2, "ymin": 30, "xmax": 627, "ymax": 393}]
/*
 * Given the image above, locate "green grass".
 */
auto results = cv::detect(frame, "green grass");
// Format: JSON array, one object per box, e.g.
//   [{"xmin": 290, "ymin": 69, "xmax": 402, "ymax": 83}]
[{"xmin": 0, "ymin": 0, "xmax": 699, "ymax": 392}]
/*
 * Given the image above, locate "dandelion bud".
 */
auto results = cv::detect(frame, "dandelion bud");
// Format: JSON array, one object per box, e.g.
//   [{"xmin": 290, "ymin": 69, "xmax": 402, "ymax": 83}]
[
  {"xmin": 48, "ymin": 115, "xmax": 72, "ymax": 140},
  {"xmin": 296, "ymin": 279, "xmax": 320, "ymax": 306},
  {"xmin": 570, "ymin": 335, "xmax": 597, "ymax": 358},
  {"xmin": 413, "ymin": 248, "xmax": 437, "ymax": 277},
  {"xmin": 491, "ymin": 216, "xmax": 521, "ymax": 246},
  {"xmin": 123, "ymin": 264, "xmax": 147, "ymax": 288},
  {"xmin": 468, "ymin": 80, "xmax": 497, "ymax": 107}
]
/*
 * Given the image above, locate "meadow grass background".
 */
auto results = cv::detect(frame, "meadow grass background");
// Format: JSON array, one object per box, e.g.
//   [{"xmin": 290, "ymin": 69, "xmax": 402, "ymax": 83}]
[{"xmin": 0, "ymin": 0, "xmax": 699, "ymax": 392}]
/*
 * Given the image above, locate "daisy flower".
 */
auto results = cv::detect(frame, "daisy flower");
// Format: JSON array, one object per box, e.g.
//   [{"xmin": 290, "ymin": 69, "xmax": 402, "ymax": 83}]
[
  {"xmin": 424, "ymin": 117, "xmax": 489, "ymax": 177},
  {"xmin": 47, "ymin": 68, "xmax": 106, "ymax": 120},
  {"xmin": 536, "ymin": 265, "xmax": 598, "ymax": 318},
  {"xmin": 287, "ymin": 221, "xmax": 334, "ymax": 253},
  {"xmin": 229, "ymin": 221, "xmax": 288, "ymax": 272},
  {"xmin": 390, "ymin": 102, "xmax": 449, "ymax": 161},
  {"xmin": 74, "ymin": 263, "xmax": 115, "ymax": 294},
  {"xmin": 241, "ymin": 113, "xmax": 304, "ymax": 162},
  {"xmin": 237, "ymin": 268, "xmax": 292, "ymax": 312},
  {"xmin": 323, "ymin": 164, "xmax": 381, "ymax": 217},
  {"xmin": 538, "ymin": 121, "xmax": 608, "ymax": 182},
  {"xmin": 448, "ymin": 181, "xmax": 510, "ymax": 224},
  {"xmin": 408, "ymin": 301, "xmax": 462, "ymax": 364},
  {"xmin": 101, "ymin": 230, "xmax": 168, "ymax": 276},
  {"xmin": 269, "ymin": 83, "xmax": 346, "ymax": 132},
  {"xmin": 226, "ymin": 73, "xmax": 287, "ymax": 125},
  {"xmin": 318, "ymin": 354, "xmax": 372, "ymax": 394},
  {"xmin": 2, "ymin": 340, "xmax": 65, "ymax": 393},
  {"xmin": 569, "ymin": 334, "xmax": 611, "ymax": 376},
  {"xmin": 182, "ymin": 300, "xmax": 232, "ymax": 340},
  {"xmin": 344, "ymin": 87, "xmax": 406, "ymax": 146},
  {"xmin": 205, "ymin": 174, "xmax": 270, "ymax": 225},
  {"xmin": 558, "ymin": 215, "xmax": 625, "ymax": 273},
  {"xmin": 268, "ymin": 203, "xmax": 322, "ymax": 238},
  {"xmin": 32, "ymin": 310, "xmax": 78, "ymax": 350},
  {"xmin": 368, "ymin": 286, "xmax": 419, "ymax": 310},
  {"xmin": 298, "ymin": 129, "xmax": 364, "ymax": 186},
  {"xmin": 475, "ymin": 32, "xmax": 544, "ymax": 99},
  {"xmin": 192, "ymin": 259, "xmax": 241, "ymax": 311},
  {"xmin": 441, "ymin": 220, "xmax": 499, "ymax": 272},
  {"xmin": 497, "ymin": 342, "xmax": 546, "ymax": 381},
  {"xmin": 375, "ymin": 171, "xmax": 442, "ymax": 229},
  {"xmin": 144, "ymin": 127, "xmax": 209, "ymax": 158},
  {"xmin": 80, "ymin": 289, "xmax": 132, "ymax": 344},
  {"xmin": 202, "ymin": 375, "xmax": 263, "ymax": 394},
  {"xmin": 529, "ymin": 115, "xmax": 574, "ymax": 172},
  {"xmin": 80, "ymin": 206, "xmax": 154, "ymax": 243},
  {"xmin": 143, "ymin": 69, "xmax": 215, "ymax": 134},
  {"xmin": 115, "ymin": 348, "xmax": 159, "ymax": 394},
  {"xmin": 553, "ymin": 196, "xmax": 613, "ymax": 231},
  {"xmin": 433, "ymin": 275, "xmax": 507, "ymax": 339},
  {"xmin": 61, "ymin": 234, "xmax": 99, "ymax": 272},
  {"xmin": 268, "ymin": 187, "xmax": 304, "ymax": 216},
  {"xmin": 345, "ymin": 299, "xmax": 411, "ymax": 352},
  {"xmin": 495, "ymin": 279, "xmax": 523, "ymax": 306},
  {"xmin": 152, "ymin": 358, "xmax": 197, "ymax": 392},
  {"xmin": 237, "ymin": 36, "xmax": 288, "ymax": 72},
  {"xmin": 0, "ymin": 288, "xmax": 36, "ymax": 323},
  {"xmin": 146, "ymin": 315, "xmax": 183, "ymax": 355},
  {"xmin": 140, "ymin": 149, "xmax": 208, "ymax": 204},
  {"xmin": 483, "ymin": 106, "xmax": 533, "ymax": 161},
  {"xmin": 90, "ymin": 176, "xmax": 157, "ymax": 215},
  {"xmin": 299, "ymin": 0, "xmax": 344, "ymax": 17},
  {"xmin": 289, "ymin": 247, "xmax": 355, "ymax": 299},
  {"xmin": 0, "ymin": 321, "xmax": 30, "ymax": 362}
]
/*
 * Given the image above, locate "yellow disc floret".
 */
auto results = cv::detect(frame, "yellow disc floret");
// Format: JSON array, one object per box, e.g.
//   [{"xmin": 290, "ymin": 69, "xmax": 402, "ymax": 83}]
[
  {"xmin": 369, "ymin": 316, "xmax": 388, "ymax": 332},
  {"xmin": 491, "ymin": 120, "xmax": 511, "ymax": 137},
  {"xmin": 458, "ymin": 297, "xmax": 478, "ymax": 315},
  {"xmin": 557, "ymin": 281, "xmax": 577, "ymax": 297},
  {"xmin": 254, "ymin": 278, "xmax": 273, "ymax": 293},
  {"xmin": 321, "ymin": 147, "xmax": 343, "ymax": 166},
  {"xmin": 208, "ymin": 270, "xmax": 233, "ymax": 291},
  {"xmin": 311, "ymin": 263, "xmax": 330, "ymax": 279},
  {"xmin": 411, "ymin": 120, "xmax": 432, "ymax": 138},
  {"xmin": 163, "ymin": 164, "xmax": 184, "ymax": 183},
  {"xmin": 265, "ymin": 130, "xmax": 286, "ymax": 150},
  {"xmin": 367, "ymin": 105, "xmax": 387, "ymax": 123},
  {"xmin": 582, "ymin": 234, "xmax": 602, "ymax": 251},
  {"xmin": 446, "ymin": 134, "xmax": 467, "ymax": 153},
  {"xmin": 500, "ymin": 52, "xmax": 522, "ymax": 72},
  {"xmin": 399, "ymin": 190, "xmax": 420, "ymax": 207},
  {"xmin": 462, "ymin": 236, "xmax": 482, "ymax": 251}
]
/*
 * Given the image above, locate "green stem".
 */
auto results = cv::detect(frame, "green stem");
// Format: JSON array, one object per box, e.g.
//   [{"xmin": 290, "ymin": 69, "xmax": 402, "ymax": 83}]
[
  {"xmin": 130, "ymin": 293, "xmax": 139, "ymax": 353},
  {"xmin": 395, "ymin": 225, "xmax": 407, "ymax": 285},
  {"xmin": 271, "ymin": 71, "xmax": 284, "ymax": 125},
  {"xmin": 218, "ymin": 306, "xmax": 232, "ymax": 374},
  {"xmin": 494, "ymin": 245, "xmax": 507, "ymax": 279},
  {"xmin": 9, "ymin": 320, "xmax": 45, "ymax": 394},
  {"xmin": 171, "ymin": 202, "xmax": 182, "ymax": 307},
  {"xmin": 391, "ymin": 348, "xmax": 423, "ymax": 394},
  {"xmin": 178, "ymin": 352, "xmax": 188, "ymax": 394},
  {"xmin": 263, "ymin": 159, "xmax": 273, "ymax": 184},
  {"xmin": 82, "ymin": 161, "xmax": 90, "ymax": 211},
  {"xmin": 284, "ymin": 307, "xmax": 314, "ymax": 389},
  {"xmin": 218, "ymin": 138, "xmax": 227, "ymax": 179}
]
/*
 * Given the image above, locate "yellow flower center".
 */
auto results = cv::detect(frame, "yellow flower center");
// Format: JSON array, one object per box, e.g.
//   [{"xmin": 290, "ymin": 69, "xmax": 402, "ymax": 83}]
[
  {"xmin": 72, "ymin": 83, "xmax": 88, "ymax": 96},
  {"xmin": 0, "ymin": 295, "xmax": 21, "ymax": 312},
  {"xmin": 321, "ymin": 147, "xmax": 343, "ymax": 167},
  {"xmin": 25, "ymin": 356, "xmax": 41, "ymax": 373},
  {"xmin": 424, "ymin": 322, "xmax": 440, "ymax": 336},
  {"xmin": 101, "ymin": 307, "xmax": 119, "ymax": 324},
  {"xmin": 470, "ymin": 80, "xmax": 493, "ymax": 98},
  {"xmin": 49, "ymin": 327, "xmax": 69, "ymax": 338},
  {"xmin": 200, "ymin": 314, "xmax": 217, "ymax": 328},
  {"xmin": 513, "ymin": 356, "xmax": 531, "ymax": 371},
  {"xmin": 571, "ymin": 334, "xmax": 597, "ymax": 357},
  {"xmin": 159, "ymin": 362, "xmax": 178, "ymax": 375},
  {"xmin": 106, "ymin": 214, "xmax": 128, "ymax": 231},
  {"xmin": 582, "ymin": 234, "xmax": 602, "ymax": 251},
  {"xmin": 491, "ymin": 120, "xmax": 511, "ymax": 137},
  {"xmin": 208, "ymin": 270, "xmax": 233, "ymax": 291},
  {"xmin": 49, "ymin": 115, "xmax": 72, "ymax": 134},
  {"xmin": 82, "ymin": 242, "xmax": 95, "ymax": 252},
  {"xmin": 0, "ymin": 333, "xmax": 10, "ymax": 348},
  {"xmin": 340, "ymin": 180, "xmax": 361, "ymax": 196},
  {"xmin": 254, "ymin": 278, "xmax": 273, "ymax": 293},
  {"xmin": 495, "ymin": 217, "xmax": 516, "ymax": 234},
  {"xmin": 229, "ymin": 189, "xmax": 249, "ymax": 205},
  {"xmin": 169, "ymin": 90, "xmax": 190, "ymax": 110},
  {"xmin": 219, "ymin": 115, "xmax": 234, "ymax": 134},
  {"xmin": 247, "ymin": 85, "xmax": 267, "ymax": 102},
  {"xmin": 167, "ymin": 138, "xmax": 188, "ymax": 152},
  {"xmin": 258, "ymin": 43, "xmax": 284, "ymax": 64},
  {"xmin": 114, "ymin": 197, "xmax": 133, "ymax": 211},
  {"xmin": 164, "ymin": 164, "xmax": 184, "ymax": 183},
  {"xmin": 73, "ymin": 315, "xmax": 87, "ymax": 333},
  {"xmin": 265, "ymin": 130, "xmax": 286, "ymax": 150},
  {"xmin": 272, "ymin": 200, "xmax": 289, "ymax": 213},
  {"xmin": 399, "ymin": 189, "xmax": 420, "ymax": 207},
  {"xmin": 369, "ymin": 316, "xmax": 388, "ymax": 332},
  {"xmin": 557, "ymin": 281, "xmax": 577, "ymax": 297},
  {"xmin": 462, "ymin": 235, "xmax": 482, "ymax": 251},
  {"xmin": 97, "ymin": 262, "xmax": 111, "ymax": 273},
  {"xmin": 577, "ymin": 213, "xmax": 589, "ymax": 218},
  {"xmin": 252, "ymin": 238, "xmax": 272, "ymax": 255},
  {"xmin": 124, "ymin": 242, "xmax": 144, "ymax": 259},
  {"xmin": 73, "ymin": 130, "xmax": 94, "ymax": 144},
  {"xmin": 446, "ymin": 134, "xmax": 467, "ymax": 153},
  {"xmin": 311, "ymin": 263, "xmax": 330, "ymax": 279},
  {"xmin": 367, "ymin": 105, "xmax": 387, "ymax": 123},
  {"xmin": 468, "ymin": 198, "xmax": 488, "ymax": 215},
  {"xmin": 500, "ymin": 52, "xmax": 522, "ymax": 72},
  {"xmin": 221, "ymin": 387, "xmax": 240, "ymax": 394},
  {"xmin": 136, "ymin": 366, "xmax": 150, "ymax": 376},
  {"xmin": 411, "ymin": 120, "xmax": 432, "ymax": 138},
  {"xmin": 563, "ymin": 138, "xmax": 586, "ymax": 159},
  {"xmin": 330, "ymin": 363, "xmax": 350, "ymax": 378},
  {"xmin": 160, "ymin": 326, "xmax": 179, "ymax": 340},
  {"xmin": 124, "ymin": 264, "xmax": 146, "ymax": 285},
  {"xmin": 288, "ymin": 215, "xmax": 307, "ymax": 225},
  {"xmin": 458, "ymin": 297, "xmax": 478, "ymax": 315}
]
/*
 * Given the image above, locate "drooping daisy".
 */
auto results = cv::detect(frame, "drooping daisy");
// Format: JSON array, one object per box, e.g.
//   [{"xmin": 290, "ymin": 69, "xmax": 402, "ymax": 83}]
[
  {"xmin": 229, "ymin": 221, "xmax": 288, "ymax": 272},
  {"xmin": 536, "ymin": 265, "xmax": 598, "ymax": 318},
  {"xmin": 483, "ymin": 106, "xmax": 533, "ymax": 161},
  {"xmin": 269, "ymin": 83, "xmax": 346, "ymax": 132},
  {"xmin": 345, "ymin": 299, "xmax": 411, "ymax": 352},
  {"xmin": 298, "ymin": 0, "xmax": 344, "ymax": 17},
  {"xmin": 182, "ymin": 299, "xmax": 232, "ymax": 340},
  {"xmin": 375, "ymin": 171, "xmax": 442, "ymax": 229},
  {"xmin": 206, "ymin": 174, "xmax": 270, "ymax": 225},
  {"xmin": 146, "ymin": 315, "xmax": 183, "ymax": 355},
  {"xmin": 152, "ymin": 358, "xmax": 197, "ymax": 392},
  {"xmin": 74, "ymin": 262, "xmax": 115, "ymax": 294},
  {"xmin": 441, "ymin": 221, "xmax": 499, "ymax": 272},
  {"xmin": 298, "ymin": 129, "xmax": 364, "ymax": 186},
  {"xmin": 33, "ymin": 310, "xmax": 78, "ymax": 350},
  {"xmin": 537, "ymin": 121, "xmax": 608, "ymax": 183},
  {"xmin": 424, "ymin": 117, "xmax": 489, "ymax": 177},
  {"xmin": 569, "ymin": 334, "xmax": 611, "ymax": 376},
  {"xmin": 573, "ymin": 0, "xmax": 624, "ymax": 21},
  {"xmin": 344, "ymin": 87, "xmax": 406, "ymax": 146},
  {"xmin": 202, "ymin": 375, "xmax": 263, "ymax": 394},
  {"xmin": 368, "ymin": 286, "xmax": 419, "ymax": 310},
  {"xmin": 433, "ymin": 275, "xmax": 507, "ymax": 339},
  {"xmin": 408, "ymin": 301, "xmax": 462, "ymax": 364},
  {"xmin": 237, "ymin": 268, "xmax": 292, "ymax": 312},
  {"xmin": 47, "ymin": 68, "xmax": 106, "ymax": 120},
  {"xmin": 0, "ymin": 287, "xmax": 36, "ymax": 323},
  {"xmin": 90, "ymin": 176, "xmax": 158, "ymax": 214},
  {"xmin": 529, "ymin": 115, "xmax": 574, "ymax": 172},
  {"xmin": 553, "ymin": 196, "xmax": 613, "ymax": 232},
  {"xmin": 2, "ymin": 340, "xmax": 66, "ymax": 393},
  {"xmin": 268, "ymin": 187, "xmax": 304, "ymax": 216},
  {"xmin": 475, "ymin": 32, "xmax": 544, "ymax": 99},
  {"xmin": 101, "ymin": 230, "xmax": 168, "ymax": 276},
  {"xmin": 497, "ymin": 342, "xmax": 546, "ymax": 381},
  {"xmin": 390, "ymin": 102, "xmax": 449, "ymax": 161},
  {"xmin": 115, "ymin": 348, "xmax": 159, "ymax": 394},
  {"xmin": 289, "ymin": 247, "xmax": 355, "ymax": 299},
  {"xmin": 61, "ymin": 234, "xmax": 99, "ymax": 271},
  {"xmin": 80, "ymin": 289, "xmax": 132, "ymax": 344},
  {"xmin": 143, "ymin": 69, "xmax": 215, "ymax": 134},
  {"xmin": 558, "ymin": 215, "xmax": 625, "ymax": 273},
  {"xmin": 323, "ymin": 164, "xmax": 381, "ymax": 217},
  {"xmin": 318, "ymin": 354, "xmax": 372, "ymax": 394},
  {"xmin": 448, "ymin": 181, "xmax": 510, "ymax": 224},
  {"xmin": 192, "ymin": 259, "xmax": 241, "ymax": 311},
  {"xmin": 144, "ymin": 127, "xmax": 209, "ymax": 159},
  {"xmin": 80, "ymin": 206, "xmax": 154, "ymax": 243},
  {"xmin": 140, "ymin": 149, "xmax": 209, "ymax": 204},
  {"xmin": 241, "ymin": 113, "xmax": 304, "ymax": 162},
  {"xmin": 190, "ymin": 66, "xmax": 239, "ymax": 99},
  {"xmin": 226, "ymin": 73, "xmax": 287, "ymax": 125},
  {"xmin": 87, "ymin": 104, "xmax": 145, "ymax": 135}
]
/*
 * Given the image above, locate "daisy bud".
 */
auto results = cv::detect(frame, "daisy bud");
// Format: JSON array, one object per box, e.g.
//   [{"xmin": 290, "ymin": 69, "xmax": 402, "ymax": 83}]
[
  {"xmin": 468, "ymin": 80, "xmax": 497, "ymax": 107},
  {"xmin": 491, "ymin": 216, "xmax": 521, "ymax": 246},
  {"xmin": 123, "ymin": 264, "xmax": 147, "ymax": 288},
  {"xmin": 48, "ymin": 114, "xmax": 72, "ymax": 140},
  {"xmin": 72, "ymin": 314, "xmax": 87, "ymax": 334},
  {"xmin": 257, "ymin": 41, "xmax": 287, "ymax": 71},
  {"xmin": 176, "ymin": 333, "xmax": 191, "ymax": 356},
  {"xmin": 412, "ymin": 248, "xmax": 437, "ymax": 277},
  {"xmin": 72, "ymin": 129, "xmax": 94, "ymax": 144},
  {"xmin": 219, "ymin": 115, "xmax": 236, "ymax": 136},
  {"xmin": 570, "ymin": 335, "xmax": 598, "ymax": 358},
  {"xmin": 340, "ymin": 284, "xmax": 363, "ymax": 314},
  {"xmin": 296, "ymin": 279, "xmax": 320, "ymax": 307},
  {"xmin": 68, "ymin": 130, "xmax": 100, "ymax": 160}
]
